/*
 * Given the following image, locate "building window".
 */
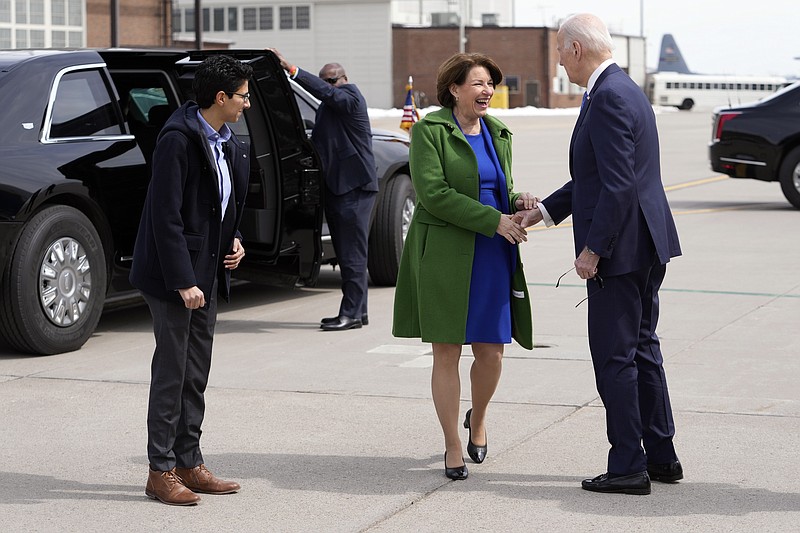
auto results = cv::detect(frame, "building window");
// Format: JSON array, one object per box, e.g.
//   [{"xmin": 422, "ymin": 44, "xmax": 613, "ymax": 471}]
[
  {"xmin": 30, "ymin": 28, "xmax": 44, "ymax": 46},
  {"xmin": 259, "ymin": 6, "xmax": 273, "ymax": 30},
  {"xmin": 228, "ymin": 7, "xmax": 237, "ymax": 31},
  {"xmin": 296, "ymin": 5, "xmax": 310, "ymax": 29},
  {"xmin": 172, "ymin": 9, "xmax": 182, "ymax": 32},
  {"xmin": 67, "ymin": 0, "xmax": 81, "ymax": 26},
  {"xmin": 68, "ymin": 30, "xmax": 81, "ymax": 46},
  {"xmin": 202, "ymin": 7, "xmax": 210, "ymax": 32},
  {"xmin": 30, "ymin": 0, "xmax": 44, "ymax": 24},
  {"xmin": 51, "ymin": 29, "xmax": 65, "ymax": 47},
  {"xmin": 279, "ymin": 6, "xmax": 293, "ymax": 30},
  {"xmin": 185, "ymin": 8, "xmax": 195, "ymax": 32},
  {"xmin": 15, "ymin": 28, "xmax": 26, "ymax": 46},
  {"xmin": 243, "ymin": 7, "xmax": 256, "ymax": 30},
  {"xmin": 51, "ymin": 0, "xmax": 64, "ymax": 25},
  {"xmin": 15, "ymin": 0, "xmax": 26, "ymax": 23},
  {"xmin": 213, "ymin": 7, "xmax": 224, "ymax": 31},
  {"xmin": 505, "ymin": 75, "xmax": 520, "ymax": 94},
  {"xmin": 0, "ymin": 0, "xmax": 10, "ymax": 23}
]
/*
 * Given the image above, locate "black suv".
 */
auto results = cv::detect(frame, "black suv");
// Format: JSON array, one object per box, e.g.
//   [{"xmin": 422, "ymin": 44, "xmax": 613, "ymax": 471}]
[
  {"xmin": 0, "ymin": 49, "xmax": 411, "ymax": 355},
  {"xmin": 709, "ymin": 81, "xmax": 800, "ymax": 208}
]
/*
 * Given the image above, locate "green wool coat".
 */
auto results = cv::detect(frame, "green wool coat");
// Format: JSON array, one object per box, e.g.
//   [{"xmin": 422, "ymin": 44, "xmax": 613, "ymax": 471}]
[{"xmin": 392, "ymin": 107, "xmax": 533, "ymax": 349}]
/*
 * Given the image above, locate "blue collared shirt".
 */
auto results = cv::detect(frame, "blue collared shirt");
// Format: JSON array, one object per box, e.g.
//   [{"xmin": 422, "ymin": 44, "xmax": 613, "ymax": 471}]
[{"xmin": 196, "ymin": 110, "xmax": 232, "ymax": 218}]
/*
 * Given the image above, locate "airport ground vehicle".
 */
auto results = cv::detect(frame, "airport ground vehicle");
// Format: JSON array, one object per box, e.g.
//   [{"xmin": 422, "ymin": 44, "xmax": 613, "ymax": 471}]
[
  {"xmin": 0, "ymin": 49, "xmax": 411, "ymax": 355},
  {"xmin": 647, "ymin": 72, "xmax": 786, "ymax": 110},
  {"xmin": 709, "ymin": 81, "xmax": 800, "ymax": 209}
]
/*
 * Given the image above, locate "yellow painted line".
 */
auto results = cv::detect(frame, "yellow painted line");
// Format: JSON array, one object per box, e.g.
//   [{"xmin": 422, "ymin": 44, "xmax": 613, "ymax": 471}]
[
  {"xmin": 523, "ymin": 175, "xmax": 734, "ymax": 231},
  {"xmin": 665, "ymin": 175, "xmax": 729, "ymax": 191}
]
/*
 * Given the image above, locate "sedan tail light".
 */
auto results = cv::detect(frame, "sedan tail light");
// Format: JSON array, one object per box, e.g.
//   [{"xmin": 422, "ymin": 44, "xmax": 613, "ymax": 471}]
[{"xmin": 713, "ymin": 111, "xmax": 742, "ymax": 141}]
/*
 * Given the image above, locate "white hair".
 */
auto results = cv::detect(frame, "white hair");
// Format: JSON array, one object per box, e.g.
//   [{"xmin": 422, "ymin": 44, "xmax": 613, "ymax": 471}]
[{"xmin": 559, "ymin": 13, "xmax": 615, "ymax": 55}]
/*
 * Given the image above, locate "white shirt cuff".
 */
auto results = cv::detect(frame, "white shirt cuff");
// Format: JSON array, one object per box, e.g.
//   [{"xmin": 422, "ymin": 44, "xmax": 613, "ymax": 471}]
[{"xmin": 538, "ymin": 202, "xmax": 556, "ymax": 227}]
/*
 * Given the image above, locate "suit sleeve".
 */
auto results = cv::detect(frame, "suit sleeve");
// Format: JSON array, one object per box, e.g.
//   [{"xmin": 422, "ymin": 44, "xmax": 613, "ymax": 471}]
[
  {"xmin": 294, "ymin": 69, "xmax": 361, "ymax": 114},
  {"xmin": 542, "ymin": 181, "xmax": 574, "ymax": 225},
  {"xmin": 409, "ymin": 121, "xmax": 500, "ymax": 237},
  {"xmin": 585, "ymin": 91, "xmax": 638, "ymax": 256},
  {"xmin": 148, "ymin": 131, "xmax": 197, "ymax": 290}
]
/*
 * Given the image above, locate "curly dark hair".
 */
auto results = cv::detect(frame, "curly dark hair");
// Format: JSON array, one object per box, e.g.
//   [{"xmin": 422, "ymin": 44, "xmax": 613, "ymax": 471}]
[
  {"xmin": 192, "ymin": 55, "xmax": 254, "ymax": 109},
  {"xmin": 436, "ymin": 53, "xmax": 503, "ymax": 108}
]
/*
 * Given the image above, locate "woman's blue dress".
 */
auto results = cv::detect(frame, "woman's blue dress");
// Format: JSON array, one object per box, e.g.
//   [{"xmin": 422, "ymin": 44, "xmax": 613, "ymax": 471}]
[{"xmin": 462, "ymin": 120, "xmax": 515, "ymax": 344}]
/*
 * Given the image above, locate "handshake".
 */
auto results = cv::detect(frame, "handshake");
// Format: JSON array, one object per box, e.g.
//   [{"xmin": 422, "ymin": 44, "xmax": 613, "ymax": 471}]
[
  {"xmin": 498, "ymin": 193, "xmax": 544, "ymax": 244},
  {"xmin": 512, "ymin": 193, "xmax": 544, "ymax": 228},
  {"xmin": 511, "ymin": 206, "xmax": 543, "ymax": 228}
]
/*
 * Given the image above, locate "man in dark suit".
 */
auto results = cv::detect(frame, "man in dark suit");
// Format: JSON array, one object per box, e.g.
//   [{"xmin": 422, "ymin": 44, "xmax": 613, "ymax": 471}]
[
  {"xmin": 269, "ymin": 49, "xmax": 379, "ymax": 331},
  {"xmin": 130, "ymin": 55, "xmax": 252, "ymax": 505},
  {"xmin": 518, "ymin": 14, "xmax": 683, "ymax": 495}
]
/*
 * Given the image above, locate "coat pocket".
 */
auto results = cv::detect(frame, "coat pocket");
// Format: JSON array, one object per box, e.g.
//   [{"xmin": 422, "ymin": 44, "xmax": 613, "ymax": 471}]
[
  {"xmin": 413, "ymin": 208, "xmax": 447, "ymax": 226},
  {"xmin": 183, "ymin": 232, "xmax": 205, "ymax": 268}
]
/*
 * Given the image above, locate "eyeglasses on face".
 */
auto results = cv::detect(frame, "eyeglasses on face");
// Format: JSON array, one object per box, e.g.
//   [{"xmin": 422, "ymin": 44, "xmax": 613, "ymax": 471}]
[
  {"xmin": 324, "ymin": 76, "xmax": 343, "ymax": 85},
  {"xmin": 556, "ymin": 267, "xmax": 605, "ymax": 307},
  {"xmin": 227, "ymin": 91, "xmax": 250, "ymax": 102}
]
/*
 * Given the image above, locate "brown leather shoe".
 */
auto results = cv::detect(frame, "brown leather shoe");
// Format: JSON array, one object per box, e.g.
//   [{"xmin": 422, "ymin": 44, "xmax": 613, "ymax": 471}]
[
  {"xmin": 145, "ymin": 468, "xmax": 201, "ymax": 506},
  {"xmin": 174, "ymin": 464, "xmax": 240, "ymax": 494}
]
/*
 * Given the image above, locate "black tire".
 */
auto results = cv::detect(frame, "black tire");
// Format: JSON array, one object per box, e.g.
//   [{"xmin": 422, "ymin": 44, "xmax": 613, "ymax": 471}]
[
  {"xmin": 778, "ymin": 146, "xmax": 800, "ymax": 209},
  {"xmin": 679, "ymin": 99, "xmax": 694, "ymax": 111},
  {"xmin": 368, "ymin": 173, "xmax": 415, "ymax": 286},
  {"xmin": 0, "ymin": 206, "xmax": 106, "ymax": 355}
]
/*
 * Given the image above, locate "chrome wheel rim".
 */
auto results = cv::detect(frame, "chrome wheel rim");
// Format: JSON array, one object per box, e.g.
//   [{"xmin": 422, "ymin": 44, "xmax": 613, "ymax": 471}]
[
  {"xmin": 794, "ymin": 161, "xmax": 800, "ymax": 193},
  {"xmin": 401, "ymin": 196, "xmax": 415, "ymax": 242},
  {"xmin": 39, "ymin": 237, "xmax": 92, "ymax": 327}
]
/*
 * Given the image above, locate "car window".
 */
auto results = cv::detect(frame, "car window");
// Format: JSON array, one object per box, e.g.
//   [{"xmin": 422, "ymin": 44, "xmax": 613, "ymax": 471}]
[
  {"xmin": 49, "ymin": 69, "xmax": 123, "ymax": 138},
  {"xmin": 128, "ymin": 87, "xmax": 169, "ymax": 123},
  {"xmin": 293, "ymin": 92, "xmax": 316, "ymax": 129}
]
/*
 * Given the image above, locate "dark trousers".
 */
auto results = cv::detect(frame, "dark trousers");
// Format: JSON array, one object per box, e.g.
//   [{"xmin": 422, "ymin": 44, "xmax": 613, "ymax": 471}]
[
  {"xmin": 587, "ymin": 262, "xmax": 678, "ymax": 475},
  {"xmin": 143, "ymin": 284, "xmax": 217, "ymax": 472},
  {"xmin": 325, "ymin": 187, "xmax": 377, "ymax": 318}
]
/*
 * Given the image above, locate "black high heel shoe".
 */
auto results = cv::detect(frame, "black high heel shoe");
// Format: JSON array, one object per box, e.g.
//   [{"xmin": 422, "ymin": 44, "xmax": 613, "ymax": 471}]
[
  {"xmin": 463, "ymin": 408, "xmax": 488, "ymax": 464},
  {"xmin": 443, "ymin": 452, "xmax": 468, "ymax": 480}
]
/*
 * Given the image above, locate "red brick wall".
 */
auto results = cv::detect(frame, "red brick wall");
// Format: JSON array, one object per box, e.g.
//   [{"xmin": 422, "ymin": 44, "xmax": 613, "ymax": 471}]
[
  {"xmin": 392, "ymin": 26, "xmax": 461, "ymax": 109},
  {"xmin": 87, "ymin": 0, "xmax": 172, "ymax": 48},
  {"xmin": 392, "ymin": 25, "xmax": 561, "ymax": 109}
]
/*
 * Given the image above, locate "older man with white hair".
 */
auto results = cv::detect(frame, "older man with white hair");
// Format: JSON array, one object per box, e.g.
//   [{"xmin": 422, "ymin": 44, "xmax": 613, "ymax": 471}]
[{"xmin": 519, "ymin": 13, "xmax": 684, "ymax": 495}]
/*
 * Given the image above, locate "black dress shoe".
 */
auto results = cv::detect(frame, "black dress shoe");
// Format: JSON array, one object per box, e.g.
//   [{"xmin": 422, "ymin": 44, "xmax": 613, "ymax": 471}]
[
  {"xmin": 320, "ymin": 316, "xmax": 362, "ymax": 331},
  {"xmin": 463, "ymin": 408, "xmax": 487, "ymax": 464},
  {"xmin": 581, "ymin": 471, "xmax": 651, "ymax": 495},
  {"xmin": 321, "ymin": 314, "xmax": 368, "ymax": 326},
  {"xmin": 443, "ymin": 452, "xmax": 468, "ymax": 480},
  {"xmin": 647, "ymin": 460, "xmax": 683, "ymax": 483}
]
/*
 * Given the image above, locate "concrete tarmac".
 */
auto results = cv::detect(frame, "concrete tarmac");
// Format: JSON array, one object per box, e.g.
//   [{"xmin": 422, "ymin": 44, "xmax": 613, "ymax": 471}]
[{"xmin": 1, "ymin": 109, "xmax": 798, "ymax": 532}]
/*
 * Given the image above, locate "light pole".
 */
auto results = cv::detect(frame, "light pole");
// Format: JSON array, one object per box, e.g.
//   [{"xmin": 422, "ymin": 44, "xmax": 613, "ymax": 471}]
[
  {"xmin": 640, "ymin": 0, "xmax": 644, "ymax": 37},
  {"xmin": 458, "ymin": 0, "xmax": 465, "ymax": 53}
]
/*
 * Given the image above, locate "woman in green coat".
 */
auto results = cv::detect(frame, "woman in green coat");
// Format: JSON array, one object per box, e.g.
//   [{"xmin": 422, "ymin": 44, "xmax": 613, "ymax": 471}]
[{"xmin": 392, "ymin": 53, "xmax": 537, "ymax": 480}]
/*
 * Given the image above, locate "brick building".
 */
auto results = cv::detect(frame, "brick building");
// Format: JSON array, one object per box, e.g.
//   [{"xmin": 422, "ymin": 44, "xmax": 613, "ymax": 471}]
[
  {"xmin": 393, "ymin": 25, "xmax": 646, "ymax": 110},
  {"xmin": 86, "ymin": 0, "xmax": 173, "ymax": 48}
]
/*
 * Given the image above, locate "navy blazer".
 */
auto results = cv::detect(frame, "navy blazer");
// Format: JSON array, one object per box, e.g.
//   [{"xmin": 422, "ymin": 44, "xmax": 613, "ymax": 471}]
[
  {"xmin": 543, "ymin": 64, "xmax": 681, "ymax": 276},
  {"xmin": 129, "ymin": 102, "xmax": 249, "ymax": 304},
  {"xmin": 294, "ymin": 69, "xmax": 378, "ymax": 195}
]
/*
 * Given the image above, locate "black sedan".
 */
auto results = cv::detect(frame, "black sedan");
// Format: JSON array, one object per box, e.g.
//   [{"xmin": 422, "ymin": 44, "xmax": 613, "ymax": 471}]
[{"xmin": 709, "ymin": 81, "xmax": 800, "ymax": 208}]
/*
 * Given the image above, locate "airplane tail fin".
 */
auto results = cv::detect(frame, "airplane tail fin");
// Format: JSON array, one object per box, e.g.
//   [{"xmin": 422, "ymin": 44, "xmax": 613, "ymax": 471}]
[{"xmin": 657, "ymin": 34, "xmax": 691, "ymax": 74}]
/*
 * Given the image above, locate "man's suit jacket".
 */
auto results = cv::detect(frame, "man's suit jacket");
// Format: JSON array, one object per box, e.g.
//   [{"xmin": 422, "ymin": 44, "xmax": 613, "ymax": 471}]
[
  {"xmin": 129, "ymin": 102, "xmax": 249, "ymax": 304},
  {"xmin": 543, "ymin": 64, "xmax": 681, "ymax": 276},
  {"xmin": 293, "ymin": 69, "xmax": 378, "ymax": 196}
]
